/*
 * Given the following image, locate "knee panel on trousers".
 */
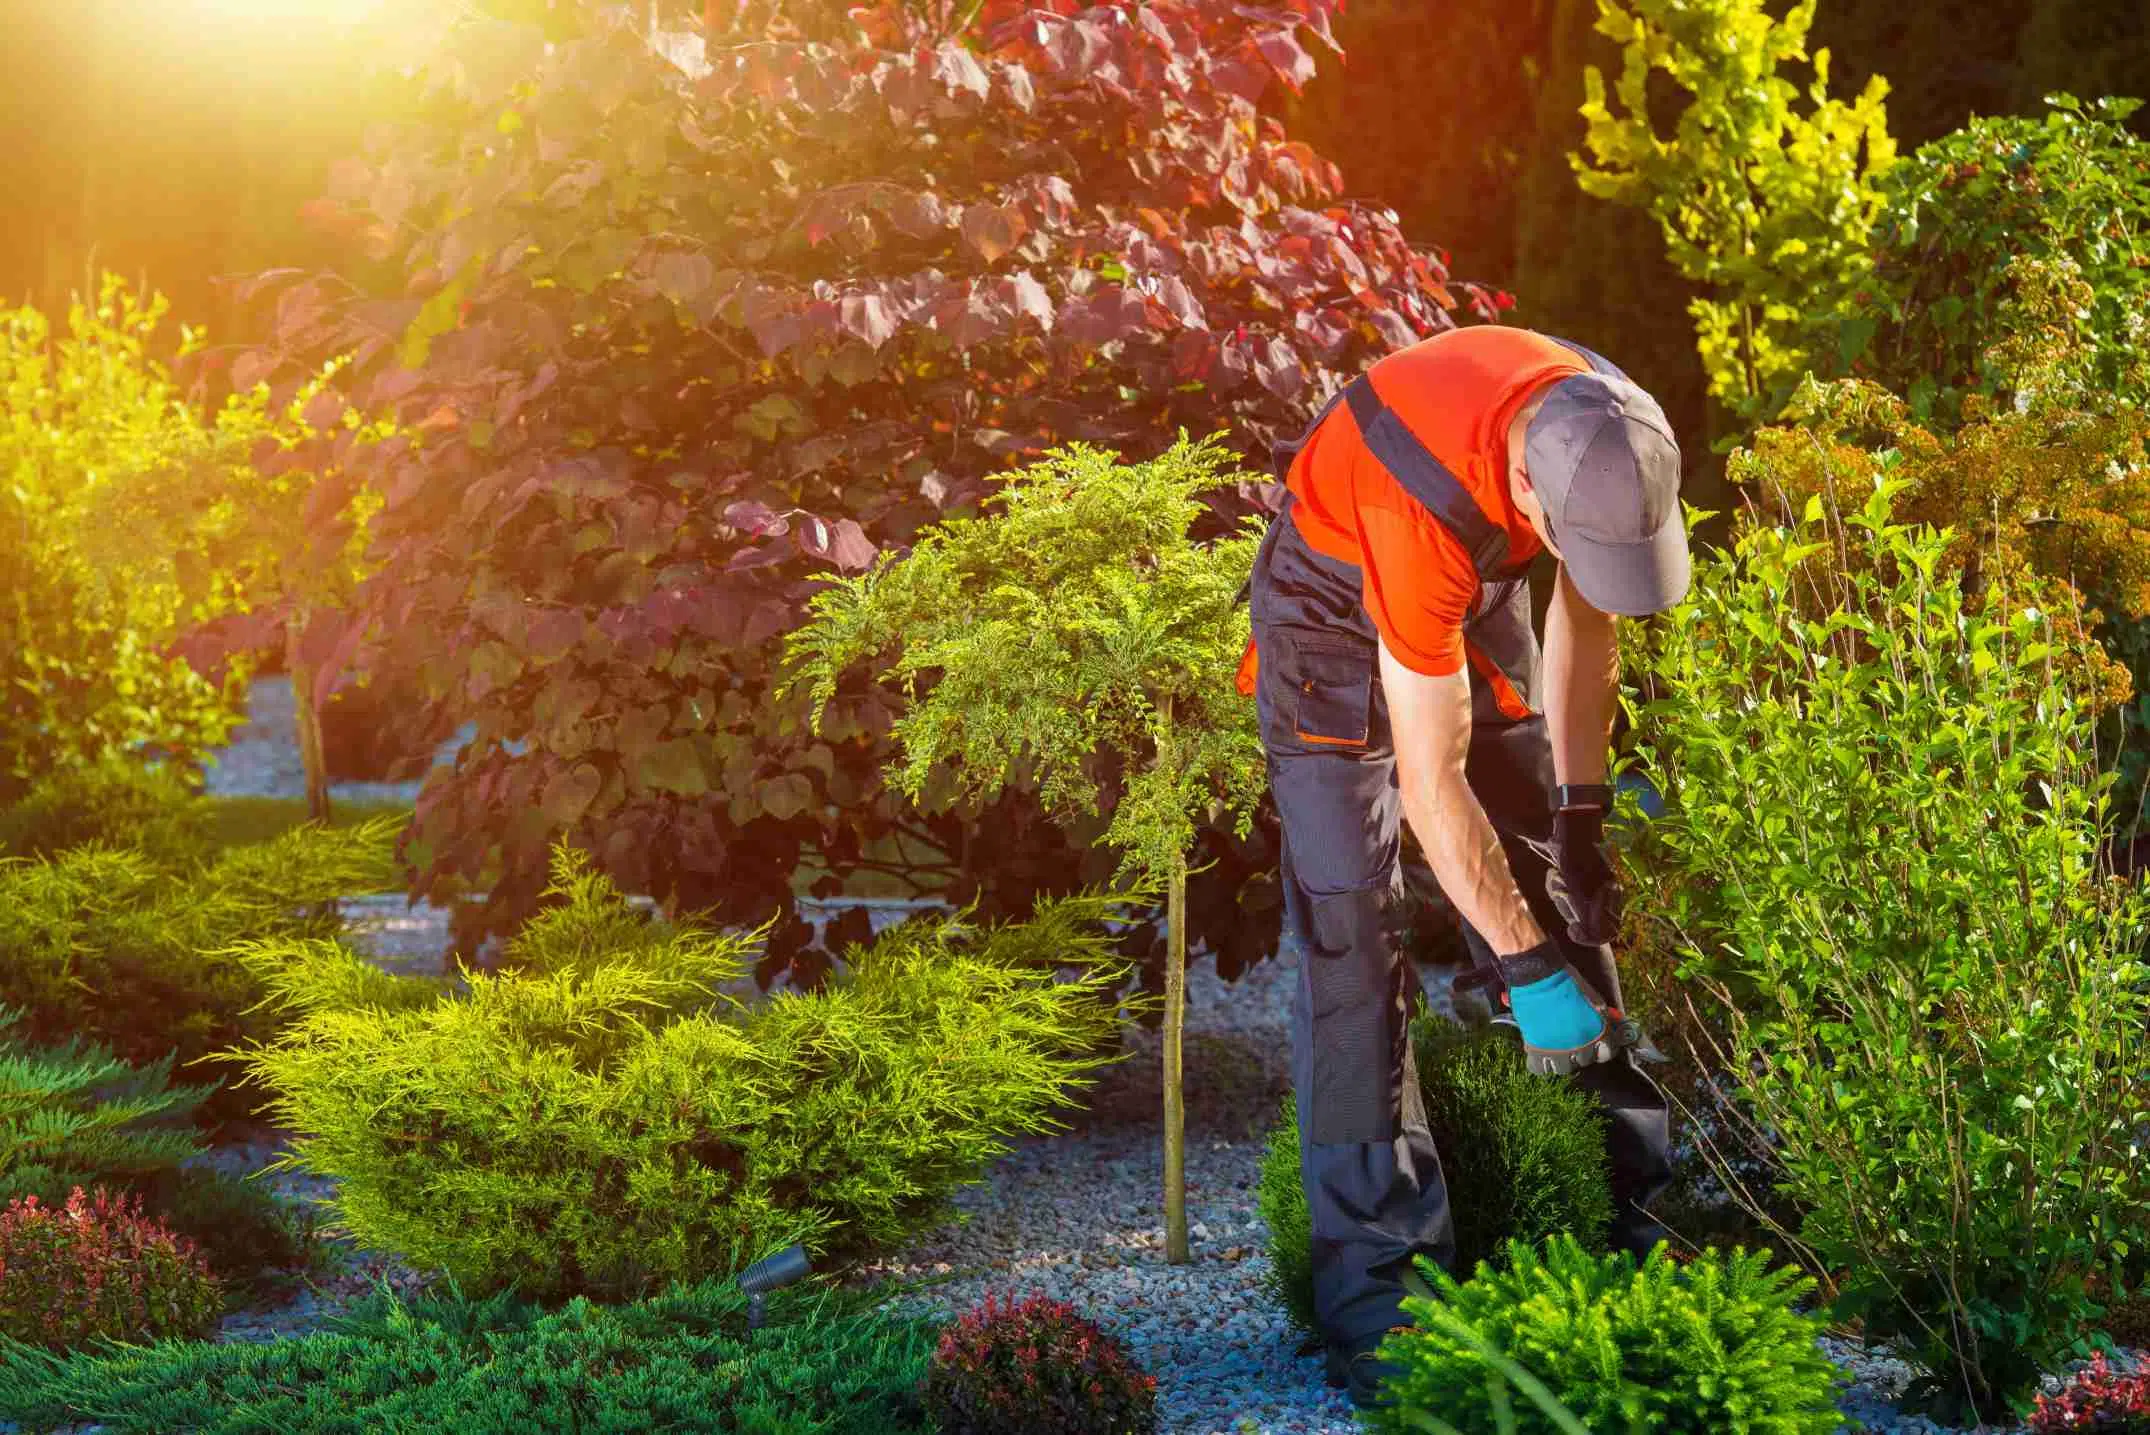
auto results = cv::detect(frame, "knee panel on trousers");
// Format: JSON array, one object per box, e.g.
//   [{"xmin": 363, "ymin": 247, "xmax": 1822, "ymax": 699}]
[{"xmin": 1304, "ymin": 886, "xmax": 1396, "ymax": 1147}]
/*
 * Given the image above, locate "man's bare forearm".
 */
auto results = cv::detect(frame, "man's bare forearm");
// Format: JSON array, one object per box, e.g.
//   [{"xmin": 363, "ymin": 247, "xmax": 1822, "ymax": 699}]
[
  {"xmin": 1401, "ymin": 768, "xmax": 1547, "ymax": 957},
  {"xmin": 1543, "ymin": 566, "xmax": 1620, "ymax": 789}
]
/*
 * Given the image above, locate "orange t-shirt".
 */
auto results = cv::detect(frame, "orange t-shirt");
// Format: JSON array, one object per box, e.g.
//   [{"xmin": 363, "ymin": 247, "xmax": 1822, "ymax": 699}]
[{"xmin": 1283, "ymin": 327, "xmax": 1587, "ymax": 676}]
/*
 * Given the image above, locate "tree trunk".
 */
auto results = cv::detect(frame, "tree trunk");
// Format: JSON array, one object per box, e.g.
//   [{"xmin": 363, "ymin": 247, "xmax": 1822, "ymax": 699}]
[
  {"xmin": 287, "ymin": 609, "xmax": 332, "ymax": 825},
  {"xmin": 1164, "ymin": 841, "xmax": 1189, "ymax": 1264}
]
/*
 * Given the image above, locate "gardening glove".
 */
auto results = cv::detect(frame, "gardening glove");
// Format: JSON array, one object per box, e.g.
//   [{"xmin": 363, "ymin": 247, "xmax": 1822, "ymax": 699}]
[
  {"xmin": 1548, "ymin": 798, "xmax": 1622, "ymax": 947},
  {"xmin": 1495, "ymin": 939, "xmax": 1621, "ymax": 1076}
]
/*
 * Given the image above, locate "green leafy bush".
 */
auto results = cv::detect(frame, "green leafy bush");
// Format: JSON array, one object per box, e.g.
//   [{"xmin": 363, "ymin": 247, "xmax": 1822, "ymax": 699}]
[
  {"xmin": 0, "ymin": 1186, "xmax": 223, "ymax": 1351},
  {"xmin": 1257, "ymin": 1019, "xmax": 1614, "ymax": 1336},
  {"xmin": 0, "ymin": 760, "xmax": 212, "ymax": 869},
  {"xmin": 1573, "ymin": 0, "xmax": 1897, "ymax": 419},
  {"xmin": 0, "ymin": 1274, "xmax": 939, "ymax": 1434},
  {"xmin": 1829, "ymin": 94, "xmax": 2150, "ymax": 426},
  {"xmin": 921, "ymin": 1291, "xmax": 1158, "ymax": 1435},
  {"xmin": 231, "ymin": 844, "xmax": 1139, "ymax": 1301},
  {"xmin": 1367, "ymin": 1235, "xmax": 1841, "ymax": 1435},
  {"xmin": 0, "ymin": 818, "xmax": 399, "ymax": 1118},
  {"xmin": 1625, "ymin": 476, "xmax": 2150, "ymax": 1420},
  {"xmin": 0, "ymin": 279, "xmax": 251, "ymax": 800}
]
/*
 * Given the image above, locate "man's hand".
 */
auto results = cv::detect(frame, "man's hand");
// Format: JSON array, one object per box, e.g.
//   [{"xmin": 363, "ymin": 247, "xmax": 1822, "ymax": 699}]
[{"xmin": 1548, "ymin": 803, "xmax": 1622, "ymax": 946}]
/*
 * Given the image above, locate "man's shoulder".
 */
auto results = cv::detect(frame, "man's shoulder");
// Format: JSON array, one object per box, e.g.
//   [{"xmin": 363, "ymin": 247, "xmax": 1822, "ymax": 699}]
[{"xmin": 1375, "ymin": 323, "xmax": 1578, "ymax": 375}]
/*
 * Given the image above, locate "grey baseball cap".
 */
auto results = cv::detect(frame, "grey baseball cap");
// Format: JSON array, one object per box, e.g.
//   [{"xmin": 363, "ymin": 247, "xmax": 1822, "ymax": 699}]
[{"xmin": 1523, "ymin": 372, "xmax": 1690, "ymax": 615}]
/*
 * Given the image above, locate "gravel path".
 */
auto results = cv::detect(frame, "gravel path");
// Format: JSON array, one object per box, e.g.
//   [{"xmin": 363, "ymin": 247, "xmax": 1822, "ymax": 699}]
[{"xmin": 107, "ymin": 678, "xmax": 2115, "ymax": 1433}]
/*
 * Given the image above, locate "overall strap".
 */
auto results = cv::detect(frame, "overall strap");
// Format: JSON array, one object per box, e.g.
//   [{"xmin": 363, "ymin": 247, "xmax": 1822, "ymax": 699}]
[{"xmin": 1343, "ymin": 376, "xmax": 1513, "ymax": 580}]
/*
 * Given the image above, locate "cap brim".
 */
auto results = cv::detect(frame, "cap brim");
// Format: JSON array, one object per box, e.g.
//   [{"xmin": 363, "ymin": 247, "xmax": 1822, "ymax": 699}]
[{"xmin": 1559, "ymin": 512, "xmax": 1691, "ymax": 616}]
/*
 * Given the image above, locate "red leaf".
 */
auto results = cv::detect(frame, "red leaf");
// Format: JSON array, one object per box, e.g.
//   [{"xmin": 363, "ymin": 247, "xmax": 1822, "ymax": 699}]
[
  {"xmin": 230, "ymin": 350, "xmax": 276, "ymax": 392},
  {"xmin": 1004, "ymin": 273, "xmax": 1055, "ymax": 331},
  {"xmin": 931, "ymin": 43, "xmax": 990, "ymax": 99},
  {"xmin": 301, "ymin": 389, "xmax": 345, "ymax": 432},
  {"xmin": 725, "ymin": 499, "xmax": 790, "ymax": 538},
  {"xmin": 653, "ymin": 250, "xmax": 714, "ymax": 308},
  {"xmin": 1171, "ymin": 329, "xmax": 1218, "ymax": 382},
  {"xmin": 1253, "ymin": 334, "xmax": 1307, "ymax": 401},
  {"xmin": 795, "ymin": 514, "xmax": 833, "ymax": 559},
  {"xmin": 825, "ymin": 518, "xmax": 878, "ymax": 573},
  {"xmin": 960, "ymin": 203, "xmax": 1026, "ymax": 264},
  {"xmin": 1256, "ymin": 30, "xmax": 1317, "ymax": 92},
  {"xmin": 998, "ymin": 62, "xmax": 1036, "ymax": 112},
  {"xmin": 526, "ymin": 609, "xmax": 585, "ymax": 661},
  {"xmin": 839, "ymin": 293, "xmax": 898, "ymax": 350},
  {"xmin": 887, "ymin": 191, "xmax": 949, "ymax": 239}
]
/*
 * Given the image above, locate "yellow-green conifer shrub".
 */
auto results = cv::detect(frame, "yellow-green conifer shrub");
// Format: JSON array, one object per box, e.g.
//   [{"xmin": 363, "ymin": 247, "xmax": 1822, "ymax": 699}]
[{"xmin": 232, "ymin": 845, "xmax": 1141, "ymax": 1302}]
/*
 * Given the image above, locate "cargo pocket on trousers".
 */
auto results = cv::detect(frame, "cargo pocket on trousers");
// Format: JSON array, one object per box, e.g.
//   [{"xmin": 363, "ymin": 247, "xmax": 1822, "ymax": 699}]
[{"xmin": 1288, "ymin": 638, "xmax": 1374, "ymax": 749}]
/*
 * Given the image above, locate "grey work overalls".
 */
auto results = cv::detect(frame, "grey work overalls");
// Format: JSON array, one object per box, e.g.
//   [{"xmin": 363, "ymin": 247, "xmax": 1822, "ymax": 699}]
[{"xmin": 1247, "ymin": 340, "xmax": 1673, "ymax": 1349}]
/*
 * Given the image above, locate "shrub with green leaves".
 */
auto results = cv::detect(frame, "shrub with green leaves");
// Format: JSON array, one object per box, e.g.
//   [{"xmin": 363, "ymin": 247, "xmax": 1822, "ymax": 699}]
[
  {"xmin": 1572, "ymin": 0, "xmax": 1897, "ymax": 419},
  {"xmin": 0, "ymin": 1273, "xmax": 939, "ymax": 1434},
  {"xmin": 230, "ymin": 844, "xmax": 1140, "ymax": 1301},
  {"xmin": 1368, "ymin": 1235, "xmax": 1840, "ymax": 1435},
  {"xmin": 0, "ymin": 760, "xmax": 212, "ymax": 869},
  {"xmin": 0, "ymin": 817, "xmax": 398, "ymax": 1117},
  {"xmin": 1257, "ymin": 1019, "xmax": 1614, "ymax": 1336},
  {"xmin": 1828, "ymin": 94, "xmax": 2150, "ymax": 427},
  {"xmin": 1625, "ymin": 476, "xmax": 2150, "ymax": 1420},
  {"xmin": 0, "ymin": 1187, "xmax": 223, "ymax": 1352}
]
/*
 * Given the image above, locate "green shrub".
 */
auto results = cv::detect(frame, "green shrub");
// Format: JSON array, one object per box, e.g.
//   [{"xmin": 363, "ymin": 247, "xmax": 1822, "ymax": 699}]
[
  {"xmin": 1367, "ymin": 1235, "xmax": 1841, "ymax": 1435},
  {"xmin": 1829, "ymin": 94, "xmax": 2150, "ymax": 427},
  {"xmin": 0, "ymin": 818, "xmax": 398, "ymax": 1120},
  {"xmin": 0, "ymin": 760, "xmax": 211, "ymax": 869},
  {"xmin": 230, "ymin": 844, "xmax": 1140, "ymax": 1302},
  {"xmin": 0, "ymin": 278, "xmax": 257, "ymax": 801},
  {"xmin": 0, "ymin": 1273, "xmax": 939, "ymax": 1434},
  {"xmin": 921, "ymin": 1291, "xmax": 1159, "ymax": 1435},
  {"xmin": 0, "ymin": 1187, "xmax": 223, "ymax": 1352},
  {"xmin": 0, "ymin": 1009, "xmax": 209, "ymax": 1198},
  {"xmin": 1626, "ymin": 476, "xmax": 2150, "ymax": 1420},
  {"xmin": 1257, "ymin": 1019, "xmax": 1614, "ymax": 1336}
]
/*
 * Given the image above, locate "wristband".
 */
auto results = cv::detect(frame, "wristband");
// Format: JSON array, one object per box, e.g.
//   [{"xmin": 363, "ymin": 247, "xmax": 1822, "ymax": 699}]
[
  {"xmin": 1555, "ymin": 782, "xmax": 1614, "ymax": 812},
  {"xmin": 1493, "ymin": 938, "xmax": 1563, "ymax": 989}
]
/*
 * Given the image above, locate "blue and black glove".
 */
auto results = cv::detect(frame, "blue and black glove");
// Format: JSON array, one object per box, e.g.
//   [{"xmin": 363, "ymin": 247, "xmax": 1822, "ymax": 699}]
[{"xmin": 1494, "ymin": 939, "xmax": 1624, "ymax": 1075}]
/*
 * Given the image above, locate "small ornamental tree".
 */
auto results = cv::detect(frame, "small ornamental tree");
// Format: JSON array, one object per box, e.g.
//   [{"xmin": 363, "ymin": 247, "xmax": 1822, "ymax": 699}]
[
  {"xmin": 229, "ymin": 0, "xmax": 1500, "ymax": 973},
  {"xmin": 785, "ymin": 436, "xmax": 1266, "ymax": 1264}
]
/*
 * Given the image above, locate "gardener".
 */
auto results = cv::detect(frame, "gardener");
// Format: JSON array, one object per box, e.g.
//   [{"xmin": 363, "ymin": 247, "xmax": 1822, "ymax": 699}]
[{"xmin": 1236, "ymin": 323, "xmax": 1688, "ymax": 1408}]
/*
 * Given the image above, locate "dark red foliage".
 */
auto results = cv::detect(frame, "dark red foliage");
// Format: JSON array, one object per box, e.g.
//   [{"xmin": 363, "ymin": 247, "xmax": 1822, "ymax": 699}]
[
  {"xmin": 0, "ymin": 1187, "xmax": 223, "ymax": 1350},
  {"xmin": 211, "ymin": 0, "xmax": 1500, "ymax": 975},
  {"xmin": 2031, "ymin": 1352, "xmax": 2150, "ymax": 1433},
  {"xmin": 923, "ymin": 1290, "xmax": 1159, "ymax": 1435}
]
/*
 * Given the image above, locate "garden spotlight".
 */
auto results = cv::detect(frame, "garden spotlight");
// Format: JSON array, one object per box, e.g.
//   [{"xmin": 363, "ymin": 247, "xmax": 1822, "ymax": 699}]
[{"xmin": 738, "ymin": 1243, "xmax": 811, "ymax": 1331}]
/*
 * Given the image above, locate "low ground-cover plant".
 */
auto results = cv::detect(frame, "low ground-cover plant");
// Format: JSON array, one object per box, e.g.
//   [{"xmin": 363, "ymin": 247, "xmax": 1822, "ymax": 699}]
[
  {"xmin": 1366, "ymin": 1235, "xmax": 1841, "ymax": 1435},
  {"xmin": 1257, "ymin": 1018, "xmax": 1614, "ymax": 1337},
  {"xmin": 2030, "ymin": 1352, "xmax": 2150, "ymax": 1434},
  {"xmin": 0, "ymin": 1273, "xmax": 939, "ymax": 1434},
  {"xmin": 1626, "ymin": 476, "xmax": 2150, "ymax": 1420},
  {"xmin": 230, "ymin": 843, "xmax": 1140, "ymax": 1301},
  {"xmin": 921, "ymin": 1291, "xmax": 1158, "ymax": 1435},
  {"xmin": 0, "ymin": 1010, "xmax": 317, "ymax": 1289},
  {"xmin": 0, "ymin": 817, "xmax": 397, "ymax": 1120},
  {"xmin": 0, "ymin": 1187, "xmax": 223, "ymax": 1351},
  {"xmin": 0, "ymin": 1010, "xmax": 209, "ymax": 1199},
  {"xmin": 0, "ymin": 760, "xmax": 212, "ymax": 869}
]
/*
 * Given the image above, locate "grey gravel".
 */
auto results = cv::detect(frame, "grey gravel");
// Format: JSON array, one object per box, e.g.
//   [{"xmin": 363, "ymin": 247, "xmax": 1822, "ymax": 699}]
[{"xmin": 19, "ymin": 676, "xmax": 2121, "ymax": 1434}]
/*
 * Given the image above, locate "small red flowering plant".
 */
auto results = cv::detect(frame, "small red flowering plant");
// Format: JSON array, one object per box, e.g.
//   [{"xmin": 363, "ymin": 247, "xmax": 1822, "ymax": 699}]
[
  {"xmin": 2030, "ymin": 1352, "xmax": 2150, "ymax": 1433},
  {"xmin": 921, "ymin": 1290, "xmax": 1160, "ymax": 1435},
  {"xmin": 0, "ymin": 1186, "xmax": 223, "ymax": 1350}
]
